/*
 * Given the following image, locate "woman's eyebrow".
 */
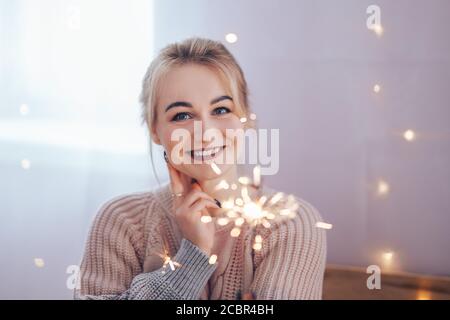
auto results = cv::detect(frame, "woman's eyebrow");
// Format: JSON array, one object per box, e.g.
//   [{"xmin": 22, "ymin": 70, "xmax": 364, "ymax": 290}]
[
  {"xmin": 165, "ymin": 101, "xmax": 192, "ymax": 112},
  {"xmin": 210, "ymin": 95, "xmax": 233, "ymax": 105},
  {"xmin": 164, "ymin": 95, "xmax": 233, "ymax": 112}
]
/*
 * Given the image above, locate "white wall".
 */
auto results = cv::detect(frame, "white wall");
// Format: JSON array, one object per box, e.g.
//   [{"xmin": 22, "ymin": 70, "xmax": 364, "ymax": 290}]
[{"xmin": 0, "ymin": 0, "xmax": 159, "ymax": 299}]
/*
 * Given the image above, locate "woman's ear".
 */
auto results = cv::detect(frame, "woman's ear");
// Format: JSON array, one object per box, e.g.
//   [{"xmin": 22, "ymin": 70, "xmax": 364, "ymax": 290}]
[
  {"xmin": 151, "ymin": 132, "xmax": 161, "ymax": 145},
  {"xmin": 150, "ymin": 125, "xmax": 162, "ymax": 145}
]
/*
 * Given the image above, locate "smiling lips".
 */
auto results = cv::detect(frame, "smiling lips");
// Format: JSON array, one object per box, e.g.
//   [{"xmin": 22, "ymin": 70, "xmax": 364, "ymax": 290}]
[{"xmin": 188, "ymin": 145, "xmax": 226, "ymax": 161}]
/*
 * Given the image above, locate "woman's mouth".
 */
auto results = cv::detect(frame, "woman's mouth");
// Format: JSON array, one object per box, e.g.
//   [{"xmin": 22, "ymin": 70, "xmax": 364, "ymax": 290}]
[{"xmin": 188, "ymin": 145, "xmax": 226, "ymax": 162}]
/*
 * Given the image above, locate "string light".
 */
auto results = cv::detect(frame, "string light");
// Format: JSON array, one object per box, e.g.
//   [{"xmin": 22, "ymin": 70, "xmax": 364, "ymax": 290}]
[
  {"xmin": 19, "ymin": 104, "xmax": 29, "ymax": 116},
  {"xmin": 372, "ymin": 24, "xmax": 384, "ymax": 36},
  {"xmin": 403, "ymin": 129, "xmax": 416, "ymax": 141},
  {"xmin": 382, "ymin": 251, "xmax": 394, "ymax": 264},
  {"xmin": 377, "ymin": 180, "xmax": 390, "ymax": 196},
  {"xmin": 416, "ymin": 289, "xmax": 432, "ymax": 300},
  {"xmin": 378, "ymin": 250, "xmax": 395, "ymax": 272},
  {"xmin": 225, "ymin": 33, "xmax": 238, "ymax": 44},
  {"xmin": 370, "ymin": 17, "xmax": 400, "ymax": 275},
  {"xmin": 34, "ymin": 258, "xmax": 45, "ymax": 268},
  {"xmin": 21, "ymin": 159, "xmax": 31, "ymax": 170}
]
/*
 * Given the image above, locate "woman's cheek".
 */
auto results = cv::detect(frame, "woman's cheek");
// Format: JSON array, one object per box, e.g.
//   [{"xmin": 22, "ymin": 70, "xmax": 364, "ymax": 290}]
[
  {"xmin": 219, "ymin": 116, "xmax": 244, "ymax": 133},
  {"xmin": 160, "ymin": 137, "xmax": 182, "ymax": 165},
  {"xmin": 162, "ymin": 125, "xmax": 193, "ymax": 161}
]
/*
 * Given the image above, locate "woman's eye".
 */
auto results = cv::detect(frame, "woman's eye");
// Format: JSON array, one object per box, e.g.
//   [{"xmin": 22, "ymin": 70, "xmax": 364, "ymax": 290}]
[
  {"xmin": 171, "ymin": 112, "xmax": 192, "ymax": 122},
  {"xmin": 213, "ymin": 106, "xmax": 231, "ymax": 115}
]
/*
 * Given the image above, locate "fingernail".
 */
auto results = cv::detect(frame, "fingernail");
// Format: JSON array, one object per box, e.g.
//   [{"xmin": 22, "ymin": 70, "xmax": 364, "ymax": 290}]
[
  {"xmin": 214, "ymin": 198, "xmax": 221, "ymax": 208},
  {"xmin": 242, "ymin": 292, "xmax": 253, "ymax": 300}
]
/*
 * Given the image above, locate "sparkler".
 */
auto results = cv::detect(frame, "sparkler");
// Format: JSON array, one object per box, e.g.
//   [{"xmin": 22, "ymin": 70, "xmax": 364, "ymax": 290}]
[
  {"xmin": 159, "ymin": 252, "xmax": 181, "ymax": 274},
  {"xmin": 151, "ymin": 230, "xmax": 219, "ymax": 273},
  {"xmin": 149, "ymin": 237, "xmax": 182, "ymax": 274},
  {"xmin": 208, "ymin": 159, "xmax": 332, "ymax": 255},
  {"xmin": 210, "ymin": 163, "xmax": 303, "ymax": 251}
]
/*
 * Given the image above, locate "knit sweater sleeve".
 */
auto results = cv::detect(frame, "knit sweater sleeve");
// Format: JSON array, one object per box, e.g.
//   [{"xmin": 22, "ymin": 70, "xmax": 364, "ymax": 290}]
[
  {"xmin": 250, "ymin": 199, "xmax": 327, "ymax": 300},
  {"xmin": 74, "ymin": 193, "xmax": 217, "ymax": 300}
]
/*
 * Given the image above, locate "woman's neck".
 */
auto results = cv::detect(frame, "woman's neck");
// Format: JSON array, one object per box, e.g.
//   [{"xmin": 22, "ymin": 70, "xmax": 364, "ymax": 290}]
[{"xmin": 197, "ymin": 165, "xmax": 240, "ymax": 202}]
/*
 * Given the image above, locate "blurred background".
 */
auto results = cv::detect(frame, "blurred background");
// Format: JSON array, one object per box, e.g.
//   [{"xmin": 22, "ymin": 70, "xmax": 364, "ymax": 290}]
[{"xmin": 0, "ymin": 0, "xmax": 449, "ymax": 299}]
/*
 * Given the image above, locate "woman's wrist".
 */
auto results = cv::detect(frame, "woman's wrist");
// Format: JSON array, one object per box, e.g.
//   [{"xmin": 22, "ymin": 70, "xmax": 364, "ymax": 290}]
[{"xmin": 190, "ymin": 240, "xmax": 212, "ymax": 257}]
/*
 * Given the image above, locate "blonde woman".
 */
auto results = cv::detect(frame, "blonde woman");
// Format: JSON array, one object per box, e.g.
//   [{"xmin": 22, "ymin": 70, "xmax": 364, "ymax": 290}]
[{"xmin": 75, "ymin": 37, "xmax": 326, "ymax": 300}]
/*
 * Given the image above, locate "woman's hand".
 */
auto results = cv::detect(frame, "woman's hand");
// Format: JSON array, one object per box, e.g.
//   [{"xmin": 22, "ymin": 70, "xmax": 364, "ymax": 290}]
[
  {"xmin": 237, "ymin": 291, "xmax": 256, "ymax": 300},
  {"xmin": 167, "ymin": 162, "xmax": 219, "ymax": 256}
]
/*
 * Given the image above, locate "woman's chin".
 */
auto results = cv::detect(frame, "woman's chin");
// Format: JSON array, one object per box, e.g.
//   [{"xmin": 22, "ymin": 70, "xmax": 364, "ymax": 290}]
[{"xmin": 184, "ymin": 162, "xmax": 235, "ymax": 182}]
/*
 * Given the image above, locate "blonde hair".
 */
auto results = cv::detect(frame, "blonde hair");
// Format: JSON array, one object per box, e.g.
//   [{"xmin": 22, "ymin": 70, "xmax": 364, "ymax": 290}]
[
  {"xmin": 140, "ymin": 37, "xmax": 251, "ymax": 129},
  {"xmin": 139, "ymin": 37, "xmax": 252, "ymax": 184}
]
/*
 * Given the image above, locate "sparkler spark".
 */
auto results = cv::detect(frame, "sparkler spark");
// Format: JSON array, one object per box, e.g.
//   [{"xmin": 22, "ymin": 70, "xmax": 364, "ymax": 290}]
[
  {"xmin": 253, "ymin": 165, "xmax": 261, "ymax": 187},
  {"xmin": 149, "ymin": 239, "xmax": 182, "ymax": 274},
  {"xmin": 209, "ymin": 254, "xmax": 218, "ymax": 265},
  {"xmin": 215, "ymin": 180, "xmax": 230, "ymax": 190},
  {"xmin": 211, "ymin": 165, "xmax": 308, "ymax": 252},
  {"xmin": 315, "ymin": 221, "xmax": 333, "ymax": 230},
  {"xmin": 201, "ymin": 215, "xmax": 213, "ymax": 223},
  {"xmin": 210, "ymin": 162, "xmax": 222, "ymax": 175}
]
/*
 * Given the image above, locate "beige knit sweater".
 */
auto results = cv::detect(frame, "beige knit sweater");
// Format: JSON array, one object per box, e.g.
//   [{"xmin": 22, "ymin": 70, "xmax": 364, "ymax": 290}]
[{"xmin": 75, "ymin": 183, "xmax": 327, "ymax": 300}]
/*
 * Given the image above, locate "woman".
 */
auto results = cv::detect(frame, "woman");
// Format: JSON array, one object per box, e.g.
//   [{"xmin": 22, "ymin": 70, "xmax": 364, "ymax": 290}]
[{"xmin": 75, "ymin": 37, "xmax": 326, "ymax": 300}]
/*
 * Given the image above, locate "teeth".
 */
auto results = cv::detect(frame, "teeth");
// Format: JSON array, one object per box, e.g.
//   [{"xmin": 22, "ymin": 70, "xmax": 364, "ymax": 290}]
[{"xmin": 192, "ymin": 147, "xmax": 222, "ymax": 158}]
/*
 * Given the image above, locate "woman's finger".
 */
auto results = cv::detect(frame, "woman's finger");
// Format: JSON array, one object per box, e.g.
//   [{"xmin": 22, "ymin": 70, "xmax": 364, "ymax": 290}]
[
  {"xmin": 188, "ymin": 199, "xmax": 219, "ymax": 216},
  {"xmin": 182, "ymin": 190, "xmax": 216, "ymax": 208},
  {"xmin": 241, "ymin": 292, "xmax": 256, "ymax": 300}
]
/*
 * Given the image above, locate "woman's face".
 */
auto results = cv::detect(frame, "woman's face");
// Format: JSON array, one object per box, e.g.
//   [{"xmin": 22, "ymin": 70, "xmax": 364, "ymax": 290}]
[{"xmin": 153, "ymin": 63, "xmax": 244, "ymax": 181}]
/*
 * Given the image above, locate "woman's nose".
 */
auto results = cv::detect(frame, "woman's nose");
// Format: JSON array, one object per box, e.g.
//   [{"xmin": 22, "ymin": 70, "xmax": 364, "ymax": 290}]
[
  {"xmin": 193, "ymin": 113, "xmax": 218, "ymax": 132},
  {"xmin": 193, "ymin": 115, "xmax": 222, "ymax": 144},
  {"xmin": 200, "ymin": 116, "xmax": 215, "ymax": 132}
]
